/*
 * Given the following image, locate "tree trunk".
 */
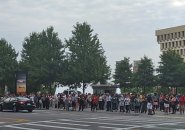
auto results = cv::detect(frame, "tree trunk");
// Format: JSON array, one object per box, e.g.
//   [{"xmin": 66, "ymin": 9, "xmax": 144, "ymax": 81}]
[
  {"xmin": 83, "ymin": 83, "xmax": 85, "ymax": 94},
  {"xmin": 49, "ymin": 83, "xmax": 52, "ymax": 94},
  {"xmin": 143, "ymin": 86, "xmax": 145, "ymax": 94}
]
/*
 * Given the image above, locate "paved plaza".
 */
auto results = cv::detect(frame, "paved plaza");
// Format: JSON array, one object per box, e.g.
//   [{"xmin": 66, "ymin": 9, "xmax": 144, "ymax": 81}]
[{"xmin": 0, "ymin": 109, "xmax": 185, "ymax": 130}]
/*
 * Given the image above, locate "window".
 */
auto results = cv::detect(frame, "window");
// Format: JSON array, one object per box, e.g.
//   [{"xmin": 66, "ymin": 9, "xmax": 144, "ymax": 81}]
[
  {"xmin": 172, "ymin": 42, "xmax": 175, "ymax": 47},
  {"xmin": 166, "ymin": 34, "xmax": 168, "ymax": 40},
  {"xmin": 4, "ymin": 98, "xmax": 11, "ymax": 103},
  {"xmin": 177, "ymin": 50, "xmax": 180, "ymax": 54},
  {"xmin": 182, "ymin": 31, "xmax": 185, "ymax": 37},
  {"xmin": 158, "ymin": 35, "xmax": 161, "ymax": 41},
  {"xmin": 161, "ymin": 43, "xmax": 164, "ymax": 49},
  {"xmin": 179, "ymin": 41, "xmax": 182, "ymax": 47},
  {"xmin": 176, "ymin": 41, "xmax": 178, "ymax": 47},
  {"xmin": 10, "ymin": 98, "xmax": 17, "ymax": 102},
  {"xmin": 165, "ymin": 43, "xmax": 168, "ymax": 48},
  {"xmin": 171, "ymin": 33, "xmax": 174, "ymax": 39},
  {"xmin": 175, "ymin": 32, "xmax": 177, "ymax": 38},
  {"xmin": 178, "ymin": 32, "xmax": 181, "ymax": 38},
  {"xmin": 181, "ymin": 49, "xmax": 183, "ymax": 55},
  {"xmin": 169, "ymin": 42, "xmax": 171, "ymax": 48},
  {"xmin": 184, "ymin": 40, "xmax": 185, "ymax": 46}
]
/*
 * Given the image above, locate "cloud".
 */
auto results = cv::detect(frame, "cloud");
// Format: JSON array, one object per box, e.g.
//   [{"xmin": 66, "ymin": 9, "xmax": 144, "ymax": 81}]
[
  {"xmin": 171, "ymin": 0, "xmax": 185, "ymax": 6},
  {"xmin": 0, "ymin": 0, "xmax": 185, "ymax": 72}
]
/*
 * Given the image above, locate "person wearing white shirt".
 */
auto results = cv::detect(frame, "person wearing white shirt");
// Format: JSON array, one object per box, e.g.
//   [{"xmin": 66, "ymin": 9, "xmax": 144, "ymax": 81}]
[
  {"xmin": 124, "ymin": 95, "xmax": 130, "ymax": 113},
  {"xmin": 106, "ymin": 94, "xmax": 112, "ymax": 111}
]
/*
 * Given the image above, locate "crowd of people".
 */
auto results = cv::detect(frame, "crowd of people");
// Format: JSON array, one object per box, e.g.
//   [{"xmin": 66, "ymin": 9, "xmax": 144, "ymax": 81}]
[{"xmin": 2, "ymin": 92, "xmax": 185, "ymax": 115}]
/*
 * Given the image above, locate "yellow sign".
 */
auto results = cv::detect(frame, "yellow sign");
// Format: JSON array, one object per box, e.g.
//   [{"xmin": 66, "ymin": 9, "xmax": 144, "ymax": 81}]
[
  {"xmin": 17, "ymin": 83, "xmax": 26, "ymax": 93},
  {"xmin": 16, "ymin": 72, "xmax": 27, "ymax": 94}
]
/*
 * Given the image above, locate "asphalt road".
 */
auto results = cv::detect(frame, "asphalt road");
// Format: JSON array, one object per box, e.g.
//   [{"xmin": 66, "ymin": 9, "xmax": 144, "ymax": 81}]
[{"xmin": 0, "ymin": 109, "xmax": 185, "ymax": 130}]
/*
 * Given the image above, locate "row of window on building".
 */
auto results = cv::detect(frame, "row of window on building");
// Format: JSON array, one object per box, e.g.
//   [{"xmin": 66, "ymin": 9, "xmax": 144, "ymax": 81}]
[
  {"xmin": 157, "ymin": 31, "xmax": 185, "ymax": 41},
  {"xmin": 163, "ymin": 49, "xmax": 185, "ymax": 56},
  {"xmin": 161, "ymin": 40, "xmax": 185, "ymax": 49}
]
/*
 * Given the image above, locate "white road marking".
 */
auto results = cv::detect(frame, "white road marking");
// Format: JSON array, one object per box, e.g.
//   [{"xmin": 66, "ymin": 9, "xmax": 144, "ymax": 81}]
[
  {"xmin": 23, "ymin": 123, "xmax": 90, "ymax": 130},
  {"xmin": 41, "ymin": 121, "xmax": 90, "ymax": 126},
  {"xmin": 116, "ymin": 122, "xmax": 179, "ymax": 130},
  {"xmin": 158, "ymin": 122, "xmax": 177, "ymax": 125},
  {"xmin": 4, "ymin": 125, "xmax": 40, "ymax": 130},
  {"xmin": 6, "ymin": 120, "xmax": 57, "ymax": 126},
  {"xmin": 99, "ymin": 126, "xmax": 125, "ymax": 130},
  {"xmin": 99, "ymin": 122, "xmax": 182, "ymax": 130},
  {"xmin": 82, "ymin": 116, "xmax": 176, "ymax": 126},
  {"xmin": 2, "ymin": 115, "xmax": 185, "ymax": 130},
  {"xmin": 59, "ymin": 119, "xmax": 135, "ymax": 126}
]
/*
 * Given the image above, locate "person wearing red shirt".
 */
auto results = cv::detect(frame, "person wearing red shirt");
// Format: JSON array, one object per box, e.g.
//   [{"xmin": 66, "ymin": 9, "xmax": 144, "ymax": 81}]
[
  {"xmin": 91, "ymin": 94, "xmax": 99, "ymax": 112},
  {"xmin": 179, "ymin": 95, "xmax": 185, "ymax": 114}
]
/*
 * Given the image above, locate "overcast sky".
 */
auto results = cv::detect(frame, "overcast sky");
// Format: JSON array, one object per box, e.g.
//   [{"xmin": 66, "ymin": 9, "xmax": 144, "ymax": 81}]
[{"xmin": 1, "ymin": 0, "xmax": 185, "ymax": 72}]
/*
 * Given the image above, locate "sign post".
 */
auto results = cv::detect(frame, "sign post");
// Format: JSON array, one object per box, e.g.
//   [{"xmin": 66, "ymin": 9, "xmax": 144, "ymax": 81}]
[{"xmin": 15, "ymin": 71, "xmax": 27, "ymax": 95}]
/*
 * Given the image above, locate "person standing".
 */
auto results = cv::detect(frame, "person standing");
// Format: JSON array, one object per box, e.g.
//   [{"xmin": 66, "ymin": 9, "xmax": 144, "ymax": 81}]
[
  {"xmin": 79, "ymin": 95, "xmax": 85, "ymax": 111},
  {"xmin": 71, "ymin": 94, "xmax": 77, "ymax": 111},
  {"xmin": 140, "ymin": 95, "xmax": 147, "ymax": 113},
  {"xmin": 106, "ymin": 94, "xmax": 112, "ymax": 112},
  {"xmin": 119, "ymin": 95, "xmax": 125, "ymax": 112},
  {"xmin": 98, "ymin": 94, "xmax": 104, "ymax": 110},
  {"xmin": 171, "ymin": 95, "xmax": 177, "ymax": 114},
  {"xmin": 91, "ymin": 94, "xmax": 99, "ymax": 112},
  {"xmin": 133, "ymin": 96, "xmax": 140, "ymax": 113},
  {"xmin": 125, "ymin": 95, "xmax": 130, "ymax": 113},
  {"xmin": 159, "ymin": 94, "xmax": 164, "ymax": 111},
  {"xmin": 179, "ymin": 94, "xmax": 185, "ymax": 114},
  {"xmin": 111, "ymin": 94, "xmax": 119, "ymax": 112},
  {"xmin": 164, "ymin": 95, "xmax": 170, "ymax": 115},
  {"xmin": 147, "ymin": 94, "xmax": 153, "ymax": 115},
  {"xmin": 153, "ymin": 93, "xmax": 159, "ymax": 110},
  {"xmin": 45, "ymin": 95, "xmax": 50, "ymax": 110}
]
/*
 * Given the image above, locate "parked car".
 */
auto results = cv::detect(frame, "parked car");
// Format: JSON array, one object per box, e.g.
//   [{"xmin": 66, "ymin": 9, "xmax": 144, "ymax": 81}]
[{"xmin": 0, "ymin": 97, "xmax": 35, "ymax": 112}]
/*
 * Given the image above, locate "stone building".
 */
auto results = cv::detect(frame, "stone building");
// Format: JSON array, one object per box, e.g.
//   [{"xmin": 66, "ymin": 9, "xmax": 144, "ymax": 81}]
[
  {"xmin": 91, "ymin": 84, "xmax": 118, "ymax": 94},
  {"xmin": 155, "ymin": 25, "xmax": 185, "ymax": 58}
]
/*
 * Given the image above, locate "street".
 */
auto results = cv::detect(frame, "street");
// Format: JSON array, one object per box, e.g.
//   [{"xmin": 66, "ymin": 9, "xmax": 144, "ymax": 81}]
[{"xmin": 0, "ymin": 109, "xmax": 185, "ymax": 130}]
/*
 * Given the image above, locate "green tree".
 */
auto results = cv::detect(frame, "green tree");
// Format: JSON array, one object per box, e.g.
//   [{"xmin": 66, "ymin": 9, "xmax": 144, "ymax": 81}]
[
  {"xmin": 65, "ymin": 22, "xmax": 111, "ymax": 93},
  {"xmin": 135, "ymin": 56, "xmax": 155, "ymax": 93},
  {"xmin": 0, "ymin": 38, "xmax": 18, "ymax": 94},
  {"xmin": 157, "ymin": 50, "xmax": 185, "ymax": 93},
  {"xmin": 113, "ymin": 57, "xmax": 132, "ymax": 92},
  {"xmin": 20, "ymin": 27, "xmax": 65, "ymax": 93}
]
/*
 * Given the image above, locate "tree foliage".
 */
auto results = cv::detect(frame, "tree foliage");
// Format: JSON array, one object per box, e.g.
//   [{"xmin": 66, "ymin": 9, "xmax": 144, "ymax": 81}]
[
  {"xmin": 20, "ymin": 27, "xmax": 65, "ymax": 93},
  {"xmin": 65, "ymin": 22, "xmax": 111, "ymax": 93},
  {"xmin": 113, "ymin": 57, "xmax": 132, "ymax": 92},
  {"xmin": 0, "ymin": 38, "xmax": 18, "ymax": 94},
  {"xmin": 134, "ymin": 56, "xmax": 155, "ymax": 93},
  {"xmin": 157, "ymin": 50, "xmax": 185, "ymax": 88}
]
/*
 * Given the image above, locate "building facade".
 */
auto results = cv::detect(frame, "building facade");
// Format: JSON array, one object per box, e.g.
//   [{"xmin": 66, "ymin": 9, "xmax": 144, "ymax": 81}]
[
  {"xmin": 91, "ymin": 84, "xmax": 118, "ymax": 94},
  {"xmin": 155, "ymin": 25, "xmax": 185, "ymax": 58},
  {"xmin": 133, "ymin": 60, "xmax": 141, "ymax": 73}
]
